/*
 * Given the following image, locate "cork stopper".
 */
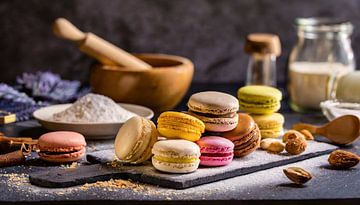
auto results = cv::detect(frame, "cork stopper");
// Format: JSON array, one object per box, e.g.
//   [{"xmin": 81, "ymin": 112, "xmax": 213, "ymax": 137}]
[{"xmin": 244, "ymin": 33, "xmax": 281, "ymax": 56}]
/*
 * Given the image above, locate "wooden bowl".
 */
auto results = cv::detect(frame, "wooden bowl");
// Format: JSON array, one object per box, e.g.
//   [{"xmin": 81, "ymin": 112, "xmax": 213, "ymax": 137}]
[{"xmin": 90, "ymin": 53, "xmax": 194, "ymax": 113}]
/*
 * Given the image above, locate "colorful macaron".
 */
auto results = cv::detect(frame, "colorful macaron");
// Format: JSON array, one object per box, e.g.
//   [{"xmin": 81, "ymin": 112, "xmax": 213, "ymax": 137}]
[
  {"xmin": 237, "ymin": 85, "xmax": 282, "ymax": 114},
  {"xmin": 38, "ymin": 131, "xmax": 86, "ymax": 163},
  {"xmin": 157, "ymin": 111, "xmax": 205, "ymax": 142},
  {"xmin": 222, "ymin": 113, "xmax": 261, "ymax": 157},
  {"xmin": 152, "ymin": 139, "xmax": 200, "ymax": 173},
  {"xmin": 250, "ymin": 113, "xmax": 284, "ymax": 138},
  {"xmin": 196, "ymin": 136, "xmax": 234, "ymax": 166},
  {"xmin": 114, "ymin": 116, "xmax": 158, "ymax": 164},
  {"xmin": 187, "ymin": 91, "xmax": 239, "ymax": 132}
]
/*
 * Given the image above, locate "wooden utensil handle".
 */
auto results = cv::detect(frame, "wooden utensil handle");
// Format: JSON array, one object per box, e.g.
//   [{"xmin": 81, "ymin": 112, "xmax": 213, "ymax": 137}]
[
  {"xmin": 292, "ymin": 123, "xmax": 318, "ymax": 134},
  {"xmin": 53, "ymin": 18, "xmax": 152, "ymax": 70},
  {"xmin": 80, "ymin": 33, "xmax": 152, "ymax": 69}
]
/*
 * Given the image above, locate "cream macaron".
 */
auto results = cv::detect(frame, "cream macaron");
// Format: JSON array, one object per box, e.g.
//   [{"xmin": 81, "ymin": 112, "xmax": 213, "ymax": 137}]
[
  {"xmin": 114, "ymin": 116, "xmax": 158, "ymax": 164},
  {"xmin": 187, "ymin": 91, "xmax": 239, "ymax": 132},
  {"xmin": 152, "ymin": 139, "xmax": 200, "ymax": 173}
]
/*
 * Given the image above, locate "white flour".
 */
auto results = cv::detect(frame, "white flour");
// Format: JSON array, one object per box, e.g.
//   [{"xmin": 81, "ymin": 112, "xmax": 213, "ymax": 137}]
[{"xmin": 53, "ymin": 93, "xmax": 137, "ymax": 123}]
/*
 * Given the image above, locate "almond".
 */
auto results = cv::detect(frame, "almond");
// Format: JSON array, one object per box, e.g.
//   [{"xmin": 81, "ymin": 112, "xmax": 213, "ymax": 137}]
[
  {"xmin": 328, "ymin": 150, "xmax": 359, "ymax": 169},
  {"xmin": 260, "ymin": 138, "xmax": 285, "ymax": 154},
  {"xmin": 282, "ymin": 130, "xmax": 305, "ymax": 143},
  {"xmin": 285, "ymin": 137, "xmax": 307, "ymax": 155},
  {"xmin": 283, "ymin": 167, "xmax": 312, "ymax": 184},
  {"xmin": 299, "ymin": 129, "xmax": 314, "ymax": 140}
]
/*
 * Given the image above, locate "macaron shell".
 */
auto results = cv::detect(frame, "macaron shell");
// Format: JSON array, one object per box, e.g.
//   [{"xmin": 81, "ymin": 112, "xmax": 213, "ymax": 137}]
[
  {"xmin": 38, "ymin": 131, "xmax": 86, "ymax": 151},
  {"xmin": 196, "ymin": 136, "xmax": 234, "ymax": 153},
  {"xmin": 157, "ymin": 112, "xmax": 205, "ymax": 141},
  {"xmin": 152, "ymin": 139, "xmax": 201, "ymax": 157},
  {"xmin": 188, "ymin": 111, "xmax": 238, "ymax": 132},
  {"xmin": 131, "ymin": 120, "xmax": 158, "ymax": 164},
  {"xmin": 152, "ymin": 157, "xmax": 200, "ymax": 173},
  {"xmin": 187, "ymin": 91, "xmax": 239, "ymax": 115},
  {"xmin": 157, "ymin": 127, "xmax": 201, "ymax": 142},
  {"xmin": 39, "ymin": 147, "xmax": 86, "ymax": 163},
  {"xmin": 237, "ymin": 85, "xmax": 282, "ymax": 102},
  {"xmin": 238, "ymin": 85, "xmax": 282, "ymax": 114},
  {"xmin": 158, "ymin": 111, "xmax": 205, "ymax": 131},
  {"xmin": 114, "ymin": 117, "xmax": 147, "ymax": 161},
  {"xmin": 251, "ymin": 113, "xmax": 284, "ymax": 129},
  {"xmin": 199, "ymin": 154, "xmax": 233, "ymax": 166},
  {"xmin": 222, "ymin": 113, "xmax": 255, "ymax": 138}
]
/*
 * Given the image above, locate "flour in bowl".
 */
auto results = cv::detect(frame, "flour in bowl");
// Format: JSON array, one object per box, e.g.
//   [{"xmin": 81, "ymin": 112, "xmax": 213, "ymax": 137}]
[{"xmin": 52, "ymin": 93, "xmax": 137, "ymax": 123}]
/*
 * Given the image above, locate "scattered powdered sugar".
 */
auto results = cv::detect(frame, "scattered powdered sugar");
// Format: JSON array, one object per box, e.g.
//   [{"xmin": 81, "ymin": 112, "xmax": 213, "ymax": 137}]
[{"xmin": 52, "ymin": 93, "xmax": 137, "ymax": 123}]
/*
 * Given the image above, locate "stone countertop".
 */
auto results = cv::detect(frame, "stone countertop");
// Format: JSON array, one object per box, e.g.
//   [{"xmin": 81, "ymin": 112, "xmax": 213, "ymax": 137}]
[{"xmin": 0, "ymin": 84, "xmax": 359, "ymax": 204}]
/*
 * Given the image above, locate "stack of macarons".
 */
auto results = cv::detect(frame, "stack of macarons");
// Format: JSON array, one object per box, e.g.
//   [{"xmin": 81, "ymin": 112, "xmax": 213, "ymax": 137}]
[{"xmin": 237, "ymin": 85, "xmax": 284, "ymax": 138}]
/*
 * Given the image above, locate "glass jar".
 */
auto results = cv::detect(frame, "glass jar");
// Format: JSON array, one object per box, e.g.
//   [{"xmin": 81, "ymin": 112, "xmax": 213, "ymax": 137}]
[
  {"xmin": 288, "ymin": 18, "xmax": 355, "ymax": 113},
  {"xmin": 245, "ymin": 33, "xmax": 281, "ymax": 86}
]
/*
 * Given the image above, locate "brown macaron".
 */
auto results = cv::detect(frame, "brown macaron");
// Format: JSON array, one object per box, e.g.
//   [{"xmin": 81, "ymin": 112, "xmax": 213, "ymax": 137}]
[
  {"xmin": 222, "ymin": 113, "xmax": 261, "ymax": 157},
  {"xmin": 38, "ymin": 131, "xmax": 86, "ymax": 163}
]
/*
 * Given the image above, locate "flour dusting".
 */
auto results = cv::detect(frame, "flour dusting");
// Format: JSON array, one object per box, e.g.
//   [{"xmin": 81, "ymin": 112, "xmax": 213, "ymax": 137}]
[{"xmin": 53, "ymin": 93, "xmax": 137, "ymax": 123}]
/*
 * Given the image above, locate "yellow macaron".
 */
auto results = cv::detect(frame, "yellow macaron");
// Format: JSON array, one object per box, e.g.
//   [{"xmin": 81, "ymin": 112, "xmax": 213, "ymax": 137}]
[
  {"xmin": 250, "ymin": 113, "xmax": 284, "ymax": 138},
  {"xmin": 157, "ymin": 111, "xmax": 205, "ymax": 142}
]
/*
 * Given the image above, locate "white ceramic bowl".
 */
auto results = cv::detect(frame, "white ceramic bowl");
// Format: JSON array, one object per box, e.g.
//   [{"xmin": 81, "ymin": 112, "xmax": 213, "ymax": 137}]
[{"xmin": 33, "ymin": 103, "xmax": 154, "ymax": 140}]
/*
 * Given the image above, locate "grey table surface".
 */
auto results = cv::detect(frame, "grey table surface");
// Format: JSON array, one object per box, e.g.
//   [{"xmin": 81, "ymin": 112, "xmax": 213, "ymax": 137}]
[{"xmin": 0, "ymin": 84, "xmax": 360, "ymax": 204}]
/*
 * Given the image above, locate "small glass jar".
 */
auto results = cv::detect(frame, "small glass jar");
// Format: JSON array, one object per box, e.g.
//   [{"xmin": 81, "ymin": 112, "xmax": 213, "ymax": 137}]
[
  {"xmin": 288, "ymin": 18, "xmax": 355, "ymax": 113},
  {"xmin": 245, "ymin": 33, "xmax": 281, "ymax": 86}
]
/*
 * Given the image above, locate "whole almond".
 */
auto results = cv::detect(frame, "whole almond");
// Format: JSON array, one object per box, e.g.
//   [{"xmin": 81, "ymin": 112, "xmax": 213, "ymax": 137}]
[
  {"xmin": 283, "ymin": 130, "xmax": 305, "ymax": 143},
  {"xmin": 300, "ymin": 129, "xmax": 314, "ymax": 140},
  {"xmin": 260, "ymin": 138, "xmax": 285, "ymax": 154},
  {"xmin": 283, "ymin": 167, "xmax": 312, "ymax": 184},
  {"xmin": 285, "ymin": 137, "xmax": 307, "ymax": 155},
  {"xmin": 328, "ymin": 150, "xmax": 360, "ymax": 169}
]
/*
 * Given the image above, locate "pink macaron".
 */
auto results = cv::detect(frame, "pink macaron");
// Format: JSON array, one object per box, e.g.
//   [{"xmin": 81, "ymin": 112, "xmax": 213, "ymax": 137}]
[
  {"xmin": 196, "ymin": 136, "xmax": 234, "ymax": 166},
  {"xmin": 38, "ymin": 131, "xmax": 86, "ymax": 163}
]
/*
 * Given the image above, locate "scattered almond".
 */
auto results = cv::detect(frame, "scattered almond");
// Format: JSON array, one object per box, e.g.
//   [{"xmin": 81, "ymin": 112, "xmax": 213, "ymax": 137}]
[
  {"xmin": 299, "ymin": 129, "xmax": 314, "ymax": 141},
  {"xmin": 285, "ymin": 137, "xmax": 307, "ymax": 155},
  {"xmin": 328, "ymin": 150, "xmax": 360, "ymax": 169},
  {"xmin": 283, "ymin": 167, "xmax": 312, "ymax": 184},
  {"xmin": 282, "ymin": 130, "xmax": 305, "ymax": 143},
  {"xmin": 260, "ymin": 138, "xmax": 285, "ymax": 154}
]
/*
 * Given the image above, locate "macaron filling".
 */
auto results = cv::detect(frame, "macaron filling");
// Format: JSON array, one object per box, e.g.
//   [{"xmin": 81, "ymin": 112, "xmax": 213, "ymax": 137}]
[
  {"xmin": 39, "ymin": 146, "xmax": 85, "ymax": 157},
  {"xmin": 200, "ymin": 152, "xmax": 233, "ymax": 157}
]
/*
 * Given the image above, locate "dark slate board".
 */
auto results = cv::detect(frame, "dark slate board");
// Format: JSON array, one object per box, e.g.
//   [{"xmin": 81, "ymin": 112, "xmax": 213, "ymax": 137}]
[{"xmin": 29, "ymin": 141, "xmax": 337, "ymax": 189}]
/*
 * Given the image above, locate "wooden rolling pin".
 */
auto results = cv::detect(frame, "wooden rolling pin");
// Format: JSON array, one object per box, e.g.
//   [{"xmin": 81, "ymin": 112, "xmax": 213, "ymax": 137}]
[{"xmin": 53, "ymin": 18, "xmax": 152, "ymax": 70}]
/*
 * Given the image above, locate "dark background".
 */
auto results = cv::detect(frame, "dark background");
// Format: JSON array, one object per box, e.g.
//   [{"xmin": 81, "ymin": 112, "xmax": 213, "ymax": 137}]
[{"xmin": 1, "ymin": 0, "xmax": 360, "ymax": 84}]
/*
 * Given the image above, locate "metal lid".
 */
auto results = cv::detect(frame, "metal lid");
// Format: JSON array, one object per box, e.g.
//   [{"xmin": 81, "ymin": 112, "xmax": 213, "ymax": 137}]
[{"xmin": 244, "ymin": 33, "xmax": 281, "ymax": 56}]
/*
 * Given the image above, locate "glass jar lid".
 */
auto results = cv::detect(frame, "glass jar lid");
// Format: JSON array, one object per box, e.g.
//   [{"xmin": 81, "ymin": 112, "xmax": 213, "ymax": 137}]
[{"xmin": 296, "ymin": 17, "xmax": 353, "ymax": 34}]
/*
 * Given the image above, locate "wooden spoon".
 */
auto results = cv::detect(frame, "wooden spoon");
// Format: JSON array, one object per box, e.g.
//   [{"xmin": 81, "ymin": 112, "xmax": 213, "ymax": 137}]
[
  {"xmin": 292, "ymin": 115, "xmax": 360, "ymax": 145},
  {"xmin": 53, "ymin": 18, "xmax": 152, "ymax": 70}
]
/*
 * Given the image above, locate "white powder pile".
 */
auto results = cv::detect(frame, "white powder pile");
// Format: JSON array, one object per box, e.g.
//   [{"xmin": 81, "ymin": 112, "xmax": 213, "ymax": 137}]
[{"xmin": 53, "ymin": 93, "xmax": 137, "ymax": 123}]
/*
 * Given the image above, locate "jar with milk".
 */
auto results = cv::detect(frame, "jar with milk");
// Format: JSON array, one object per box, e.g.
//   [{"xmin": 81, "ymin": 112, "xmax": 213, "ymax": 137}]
[{"xmin": 288, "ymin": 18, "xmax": 355, "ymax": 112}]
